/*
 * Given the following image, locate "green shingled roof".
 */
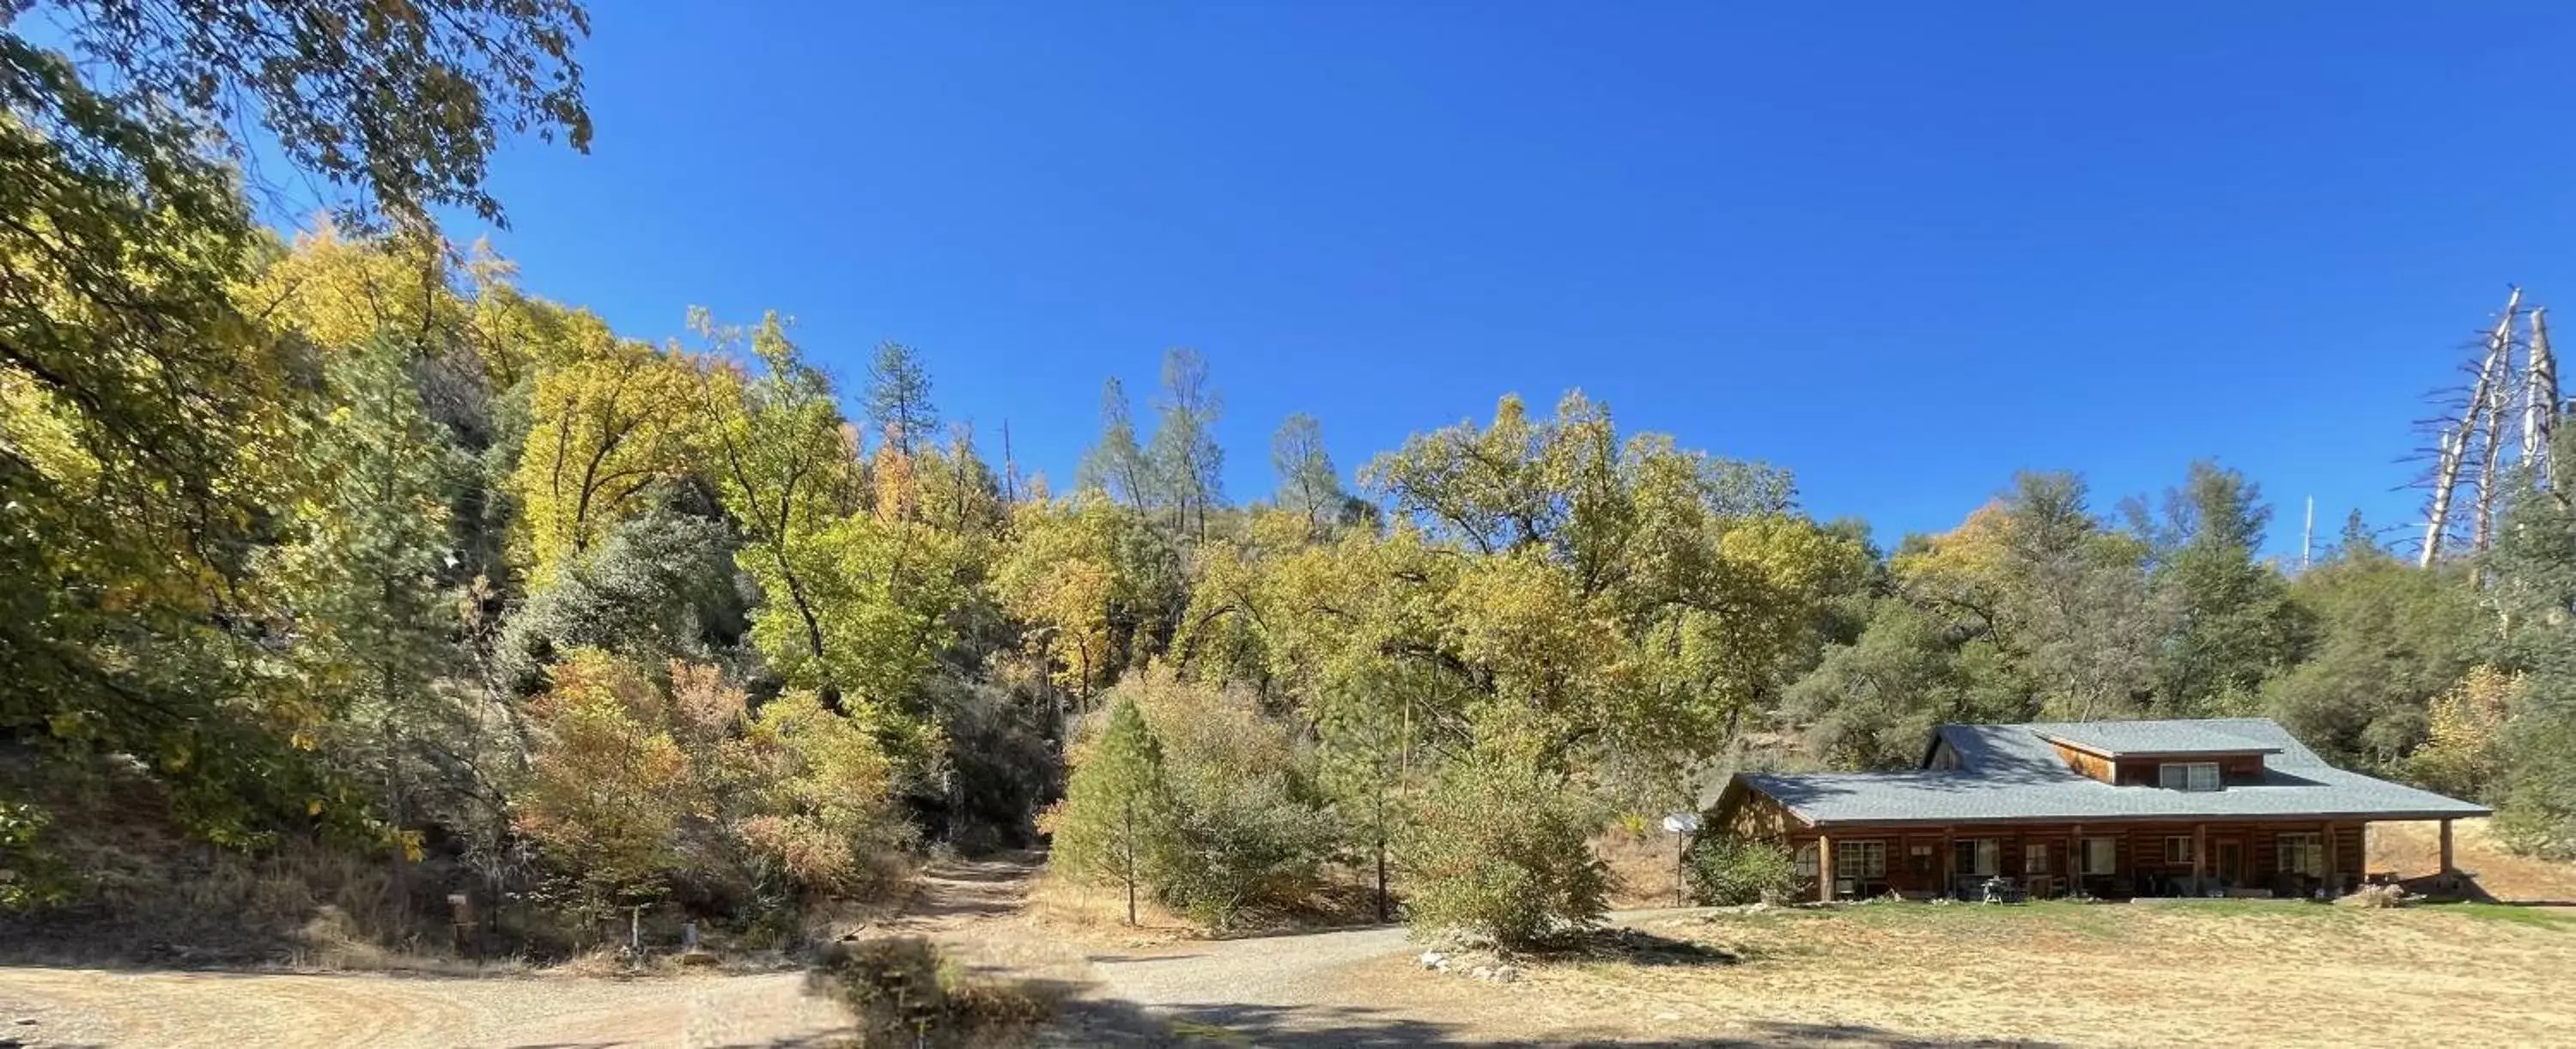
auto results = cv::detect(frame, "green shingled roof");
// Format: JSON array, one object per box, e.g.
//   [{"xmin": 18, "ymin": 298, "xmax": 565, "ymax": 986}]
[
  {"xmin": 1731, "ymin": 718, "xmax": 2487, "ymax": 828},
  {"xmin": 2032, "ymin": 721, "xmax": 2284, "ymax": 757}
]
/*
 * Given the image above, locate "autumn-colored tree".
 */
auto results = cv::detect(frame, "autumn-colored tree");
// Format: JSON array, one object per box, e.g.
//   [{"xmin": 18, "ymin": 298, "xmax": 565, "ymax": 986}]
[
  {"xmin": 732, "ymin": 690, "xmax": 908, "ymax": 895},
  {"xmin": 2408, "ymin": 667, "xmax": 2518, "ymax": 803},
  {"xmin": 513, "ymin": 338, "xmax": 703, "ymax": 582},
  {"xmin": 694, "ymin": 312, "xmax": 860, "ymax": 691},
  {"xmin": 512, "ymin": 652, "xmax": 697, "ymax": 920}
]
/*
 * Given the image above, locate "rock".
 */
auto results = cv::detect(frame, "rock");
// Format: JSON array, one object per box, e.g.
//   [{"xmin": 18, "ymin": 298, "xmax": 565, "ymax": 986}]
[
  {"xmin": 677, "ymin": 949, "xmax": 718, "ymax": 967},
  {"xmin": 1745, "ymin": 901, "xmax": 1771, "ymax": 914},
  {"xmin": 1656, "ymin": 1012, "xmax": 1681, "ymax": 1022},
  {"xmin": 1418, "ymin": 949, "xmax": 1447, "ymax": 971},
  {"xmin": 1490, "ymin": 965, "xmax": 1522, "ymax": 984}
]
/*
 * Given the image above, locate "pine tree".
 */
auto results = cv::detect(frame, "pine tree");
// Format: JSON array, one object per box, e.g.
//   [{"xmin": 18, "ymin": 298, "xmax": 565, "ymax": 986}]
[
  {"xmin": 1048, "ymin": 700, "xmax": 1174, "ymax": 925},
  {"xmin": 862, "ymin": 342, "xmax": 938, "ymax": 454},
  {"xmin": 284, "ymin": 332, "xmax": 466, "ymax": 919}
]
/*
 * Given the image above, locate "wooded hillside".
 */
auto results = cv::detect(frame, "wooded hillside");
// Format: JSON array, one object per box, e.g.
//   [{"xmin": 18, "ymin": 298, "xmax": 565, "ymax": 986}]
[{"xmin": 6, "ymin": 0, "xmax": 2576, "ymax": 958}]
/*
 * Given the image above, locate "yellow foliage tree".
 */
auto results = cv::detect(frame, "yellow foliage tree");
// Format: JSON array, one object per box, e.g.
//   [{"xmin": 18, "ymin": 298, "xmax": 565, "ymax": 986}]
[
  {"xmin": 513, "ymin": 341, "xmax": 704, "ymax": 582},
  {"xmin": 2410, "ymin": 665, "xmax": 2519, "ymax": 803}
]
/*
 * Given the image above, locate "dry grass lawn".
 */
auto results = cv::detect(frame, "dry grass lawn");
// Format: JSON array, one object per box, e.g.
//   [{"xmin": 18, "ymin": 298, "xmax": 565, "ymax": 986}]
[
  {"xmin": 1504, "ymin": 900, "xmax": 2576, "ymax": 1047},
  {"xmin": 2370, "ymin": 817, "xmax": 2576, "ymax": 901}
]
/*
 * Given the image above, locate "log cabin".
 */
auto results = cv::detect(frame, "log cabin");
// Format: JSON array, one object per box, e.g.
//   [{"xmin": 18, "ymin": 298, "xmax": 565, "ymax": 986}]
[{"xmin": 1708, "ymin": 718, "xmax": 2488, "ymax": 901}]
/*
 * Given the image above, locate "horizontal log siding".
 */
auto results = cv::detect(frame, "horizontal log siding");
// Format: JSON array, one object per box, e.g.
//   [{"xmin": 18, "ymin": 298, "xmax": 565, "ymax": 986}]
[{"xmin": 1758, "ymin": 818, "xmax": 2382, "ymax": 900}]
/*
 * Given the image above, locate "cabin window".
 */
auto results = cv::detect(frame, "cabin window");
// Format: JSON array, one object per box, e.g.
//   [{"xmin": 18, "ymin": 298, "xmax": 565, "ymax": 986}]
[
  {"xmin": 2165, "ymin": 835, "xmax": 2196, "ymax": 864},
  {"xmin": 1836, "ymin": 840, "xmax": 1887, "ymax": 880},
  {"xmin": 1953, "ymin": 838, "xmax": 2000, "ymax": 876},
  {"xmin": 1794, "ymin": 843, "xmax": 1820, "ymax": 878},
  {"xmin": 2277, "ymin": 833, "xmax": 2325, "ymax": 876},
  {"xmin": 2159, "ymin": 762, "xmax": 2221, "ymax": 791},
  {"xmin": 2081, "ymin": 836, "xmax": 2117, "ymax": 876},
  {"xmin": 2024, "ymin": 842, "xmax": 2049, "ymax": 874}
]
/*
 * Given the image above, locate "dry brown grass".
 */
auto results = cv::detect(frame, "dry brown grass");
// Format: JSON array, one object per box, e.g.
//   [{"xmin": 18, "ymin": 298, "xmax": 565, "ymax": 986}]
[
  {"xmin": 1024, "ymin": 870, "xmax": 1204, "ymax": 948},
  {"xmin": 1478, "ymin": 900, "xmax": 2576, "ymax": 1046},
  {"xmin": 2370, "ymin": 817, "xmax": 2576, "ymax": 902},
  {"xmin": 1596, "ymin": 826, "xmax": 1693, "ymax": 909}
]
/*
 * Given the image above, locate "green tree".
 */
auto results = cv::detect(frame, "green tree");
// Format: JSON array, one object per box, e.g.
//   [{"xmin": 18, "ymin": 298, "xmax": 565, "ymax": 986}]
[
  {"xmin": 2261, "ymin": 549, "xmax": 2478, "ymax": 773},
  {"xmin": 28, "ymin": 0, "xmax": 591, "ymax": 227},
  {"xmin": 695, "ymin": 312, "xmax": 860, "ymax": 695},
  {"xmin": 1400, "ymin": 729, "xmax": 1608, "ymax": 949},
  {"xmin": 1271, "ymin": 412, "xmax": 1347, "ymax": 539},
  {"xmin": 2129, "ymin": 461, "xmax": 2311, "ymax": 714},
  {"xmin": 1078, "ymin": 377, "xmax": 1159, "ymax": 518},
  {"xmin": 1149, "ymin": 349, "xmax": 1224, "ymax": 541},
  {"xmin": 1045, "ymin": 699, "xmax": 1175, "ymax": 925},
  {"xmin": 275, "ymin": 332, "xmax": 469, "ymax": 913},
  {"xmin": 861, "ymin": 342, "xmax": 938, "ymax": 454},
  {"xmin": 2488, "ymin": 427, "xmax": 2576, "ymax": 858}
]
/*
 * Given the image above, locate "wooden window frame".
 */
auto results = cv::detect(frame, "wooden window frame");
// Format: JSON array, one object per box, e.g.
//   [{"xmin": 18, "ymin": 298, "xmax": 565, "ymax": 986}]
[
  {"xmin": 2025, "ymin": 841, "xmax": 2050, "ymax": 874},
  {"xmin": 2277, "ymin": 832, "xmax": 2324, "ymax": 876},
  {"xmin": 2160, "ymin": 761, "xmax": 2221, "ymax": 791},
  {"xmin": 1794, "ymin": 843, "xmax": 1820, "ymax": 879},
  {"xmin": 1953, "ymin": 838, "xmax": 2001, "ymax": 877},
  {"xmin": 2165, "ymin": 834, "xmax": 2195, "ymax": 864},
  {"xmin": 2081, "ymin": 836, "xmax": 2117, "ymax": 876},
  {"xmin": 1836, "ymin": 840, "xmax": 1887, "ymax": 880}
]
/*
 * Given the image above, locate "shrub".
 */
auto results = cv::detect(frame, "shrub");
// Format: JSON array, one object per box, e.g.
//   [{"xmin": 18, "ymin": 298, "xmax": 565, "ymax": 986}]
[
  {"xmin": 1047, "ymin": 670, "xmax": 1340, "ymax": 930},
  {"xmin": 1129, "ymin": 670, "xmax": 1338, "ymax": 929},
  {"xmin": 1400, "ymin": 743, "xmax": 1608, "ymax": 949},
  {"xmin": 807, "ymin": 936, "xmax": 1052, "ymax": 1047},
  {"xmin": 730, "ymin": 689, "xmax": 910, "ymax": 896},
  {"xmin": 0, "ymin": 801, "xmax": 70, "ymax": 913},
  {"xmin": 511, "ymin": 652, "xmax": 697, "ymax": 923},
  {"xmin": 1682, "ymin": 834, "xmax": 1800, "ymax": 906},
  {"xmin": 1042, "ymin": 699, "xmax": 1176, "ymax": 925}
]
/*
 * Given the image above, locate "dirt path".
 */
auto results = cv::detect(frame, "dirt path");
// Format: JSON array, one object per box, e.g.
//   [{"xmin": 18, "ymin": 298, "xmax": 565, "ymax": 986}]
[
  {"xmin": 0, "ymin": 854, "xmax": 1648, "ymax": 1047},
  {"xmin": 0, "ymin": 855, "xmax": 1059, "ymax": 1049}
]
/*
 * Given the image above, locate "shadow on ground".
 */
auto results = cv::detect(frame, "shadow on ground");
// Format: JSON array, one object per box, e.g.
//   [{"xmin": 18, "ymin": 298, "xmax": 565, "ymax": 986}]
[{"xmin": 1044, "ymin": 991, "xmax": 2068, "ymax": 1047}]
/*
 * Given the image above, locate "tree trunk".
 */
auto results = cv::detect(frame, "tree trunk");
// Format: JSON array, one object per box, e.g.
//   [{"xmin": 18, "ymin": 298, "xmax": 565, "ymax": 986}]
[
  {"xmin": 2426, "ymin": 288, "xmax": 2520, "ymax": 566},
  {"xmin": 1123, "ymin": 798, "xmax": 1139, "ymax": 926}
]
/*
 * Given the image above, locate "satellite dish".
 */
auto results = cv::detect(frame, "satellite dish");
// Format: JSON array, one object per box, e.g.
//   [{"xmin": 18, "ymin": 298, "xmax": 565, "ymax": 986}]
[{"xmin": 1662, "ymin": 813, "xmax": 1701, "ymax": 834}]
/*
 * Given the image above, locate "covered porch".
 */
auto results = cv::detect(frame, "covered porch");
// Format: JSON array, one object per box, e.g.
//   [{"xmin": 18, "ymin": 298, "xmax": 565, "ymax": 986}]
[{"xmin": 1795, "ymin": 816, "xmax": 2468, "ymax": 902}]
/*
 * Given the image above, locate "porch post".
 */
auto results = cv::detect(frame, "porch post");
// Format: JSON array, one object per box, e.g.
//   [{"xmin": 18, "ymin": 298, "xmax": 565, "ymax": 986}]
[
  {"xmin": 1817, "ymin": 834, "xmax": 1835, "ymax": 902},
  {"xmin": 2193, "ymin": 823, "xmax": 2207, "ymax": 894},
  {"xmin": 2323, "ymin": 822, "xmax": 2340, "ymax": 896},
  {"xmin": 1941, "ymin": 828, "xmax": 1955, "ymax": 899},
  {"xmin": 2069, "ymin": 824, "xmax": 2082, "ymax": 897},
  {"xmin": 2439, "ymin": 818, "xmax": 2457, "ymax": 887}
]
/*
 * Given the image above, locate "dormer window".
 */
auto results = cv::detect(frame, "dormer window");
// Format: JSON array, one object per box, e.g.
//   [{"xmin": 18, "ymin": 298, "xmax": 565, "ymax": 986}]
[{"xmin": 2160, "ymin": 761, "xmax": 2221, "ymax": 791}]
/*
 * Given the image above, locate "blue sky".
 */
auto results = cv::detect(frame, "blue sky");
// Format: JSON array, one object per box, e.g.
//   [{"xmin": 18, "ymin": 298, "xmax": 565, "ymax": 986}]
[{"xmin": 413, "ymin": 2, "xmax": 2576, "ymax": 556}]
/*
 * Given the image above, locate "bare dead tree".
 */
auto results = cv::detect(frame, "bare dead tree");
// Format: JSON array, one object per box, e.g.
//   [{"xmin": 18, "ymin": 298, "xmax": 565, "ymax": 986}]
[
  {"xmin": 2528, "ymin": 306, "xmax": 2561, "ymax": 489},
  {"xmin": 2475, "ymin": 318, "xmax": 2514, "ymax": 554},
  {"xmin": 2422, "ymin": 287, "xmax": 2520, "ymax": 567}
]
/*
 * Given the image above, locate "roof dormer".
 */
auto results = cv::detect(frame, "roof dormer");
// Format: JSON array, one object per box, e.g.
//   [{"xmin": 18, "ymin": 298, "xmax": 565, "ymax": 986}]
[{"xmin": 2035, "ymin": 724, "xmax": 2278, "ymax": 788}]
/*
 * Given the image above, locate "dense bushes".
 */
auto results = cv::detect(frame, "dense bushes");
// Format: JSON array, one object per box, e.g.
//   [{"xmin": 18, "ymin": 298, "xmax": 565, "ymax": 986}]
[
  {"xmin": 1400, "ymin": 741, "xmax": 1609, "ymax": 949},
  {"xmin": 1682, "ymin": 835, "xmax": 1800, "ymax": 906},
  {"xmin": 1042, "ymin": 670, "xmax": 1339, "ymax": 930},
  {"xmin": 510, "ymin": 652, "xmax": 910, "ymax": 940}
]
